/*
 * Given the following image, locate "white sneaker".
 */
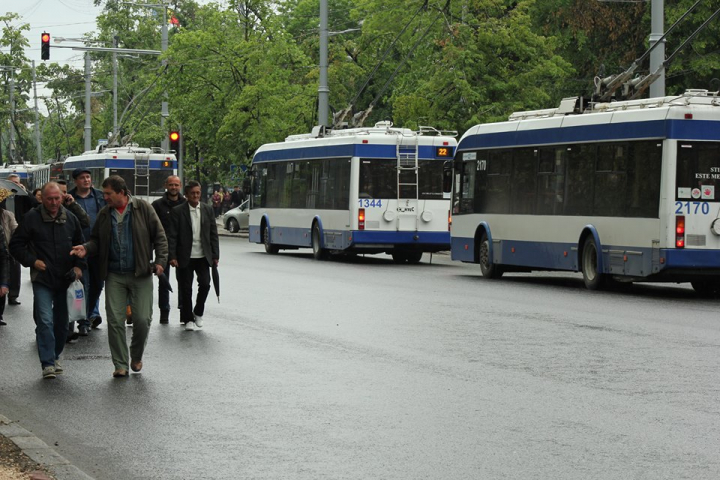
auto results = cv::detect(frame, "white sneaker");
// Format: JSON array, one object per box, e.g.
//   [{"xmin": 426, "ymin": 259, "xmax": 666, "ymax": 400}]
[
  {"xmin": 194, "ymin": 315, "xmax": 203, "ymax": 328},
  {"xmin": 185, "ymin": 321, "xmax": 196, "ymax": 331}
]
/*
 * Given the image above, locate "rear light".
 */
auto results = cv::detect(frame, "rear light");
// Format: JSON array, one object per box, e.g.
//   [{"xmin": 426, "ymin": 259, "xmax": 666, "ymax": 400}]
[
  {"xmin": 676, "ymin": 216, "xmax": 685, "ymax": 248},
  {"xmin": 358, "ymin": 208, "xmax": 365, "ymax": 230},
  {"xmin": 448, "ymin": 210, "xmax": 452, "ymax": 232}
]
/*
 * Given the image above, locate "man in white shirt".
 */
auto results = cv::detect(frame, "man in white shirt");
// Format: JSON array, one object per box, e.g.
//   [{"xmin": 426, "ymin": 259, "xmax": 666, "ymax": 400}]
[{"xmin": 167, "ymin": 181, "xmax": 219, "ymax": 331}]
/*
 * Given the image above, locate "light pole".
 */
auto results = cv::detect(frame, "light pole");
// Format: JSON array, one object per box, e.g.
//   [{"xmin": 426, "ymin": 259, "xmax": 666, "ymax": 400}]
[
  {"xmin": 649, "ymin": 0, "xmax": 665, "ymax": 97},
  {"xmin": 318, "ymin": 0, "xmax": 329, "ymax": 127}
]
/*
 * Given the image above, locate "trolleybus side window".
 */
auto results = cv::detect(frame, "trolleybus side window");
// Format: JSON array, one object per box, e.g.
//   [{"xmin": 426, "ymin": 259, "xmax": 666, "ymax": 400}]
[
  {"xmin": 510, "ymin": 148, "xmax": 537, "ymax": 214},
  {"xmin": 536, "ymin": 147, "xmax": 566, "ymax": 216},
  {"xmin": 259, "ymin": 159, "xmax": 350, "ymax": 210},
  {"xmin": 626, "ymin": 142, "xmax": 662, "ymax": 217},
  {"xmin": 565, "ymin": 144, "xmax": 595, "ymax": 216},
  {"xmin": 459, "ymin": 139, "xmax": 662, "ymax": 218},
  {"xmin": 482, "ymin": 150, "xmax": 511, "ymax": 214}
]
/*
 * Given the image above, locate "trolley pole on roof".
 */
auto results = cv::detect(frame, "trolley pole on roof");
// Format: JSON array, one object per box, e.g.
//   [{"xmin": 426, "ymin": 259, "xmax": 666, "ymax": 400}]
[
  {"xmin": 649, "ymin": 0, "xmax": 666, "ymax": 98},
  {"xmin": 318, "ymin": 0, "xmax": 329, "ymax": 127}
]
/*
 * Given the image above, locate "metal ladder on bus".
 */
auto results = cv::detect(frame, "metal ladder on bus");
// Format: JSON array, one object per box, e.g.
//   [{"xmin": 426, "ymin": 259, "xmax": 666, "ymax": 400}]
[
  {"xmin": 396, "ymin": 134, "xmax": 419, "ymax": 231},
  {"xmin": 134, "ymin": 153, "xmax": 150, "ymax": 198}
]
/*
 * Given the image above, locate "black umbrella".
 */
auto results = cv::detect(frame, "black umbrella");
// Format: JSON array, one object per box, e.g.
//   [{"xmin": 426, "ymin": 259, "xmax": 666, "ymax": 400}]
[
  {"xmin": 212, "ymin": 264, "xmax": 220, "ymax": 303},
  {"xmin": 157, "ymin": 271, "xmax": 173, "ymax": 293}
]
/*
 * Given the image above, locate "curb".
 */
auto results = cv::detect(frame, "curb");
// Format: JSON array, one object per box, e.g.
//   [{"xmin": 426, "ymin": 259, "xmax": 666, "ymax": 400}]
[{"xmin": 0, "ymin": 414, "xmax": 95, "ymax": 480}]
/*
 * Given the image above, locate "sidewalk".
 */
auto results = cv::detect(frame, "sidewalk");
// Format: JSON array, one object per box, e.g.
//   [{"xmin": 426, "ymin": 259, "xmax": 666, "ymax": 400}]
[
  {"xmin": 215, "ymin": 218, "xmax": 248, "ymax": 238},
  {"xmin": 0, "ymin": 415, "xmax": 93, "ymax": 480}
]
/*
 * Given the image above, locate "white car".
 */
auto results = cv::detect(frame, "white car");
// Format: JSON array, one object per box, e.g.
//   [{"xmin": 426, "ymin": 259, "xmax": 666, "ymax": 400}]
[{"xmin": 222, "ymin": 200, "xmax": 249, "ymax": 233}]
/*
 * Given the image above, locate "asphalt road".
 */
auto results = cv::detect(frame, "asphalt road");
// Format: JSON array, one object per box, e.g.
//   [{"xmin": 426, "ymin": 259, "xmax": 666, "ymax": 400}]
[{"xmin": 0, "ymin": 237, "xmax": 718, "ymax": 479}]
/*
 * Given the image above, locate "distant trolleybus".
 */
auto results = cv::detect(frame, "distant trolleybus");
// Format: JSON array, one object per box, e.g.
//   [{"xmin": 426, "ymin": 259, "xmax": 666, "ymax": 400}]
[
  {"xmin": 249, "ymin": 122, "xmax": 457, "ymax": 262},
  {"xmin": 451, "ymin": 89, "xmax": 720, "ymax": 295},
  {"xmin": 0, "ymin": 163, "xmax": 51, "ymax": 191},
  {"xmin": 63, "ymin": 144, "xmax": 177, "ymax": 203}
]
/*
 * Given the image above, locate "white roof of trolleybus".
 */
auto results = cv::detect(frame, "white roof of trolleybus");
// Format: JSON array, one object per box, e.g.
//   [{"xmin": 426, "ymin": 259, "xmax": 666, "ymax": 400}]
[
  {"xmin": 255, "ymin": 121, "xmax": 458, "ymax": 156},
  {"xmin": 64, "ymin": 144, "xmax": 176, "ymax": 164},
  {"xmin": 459, "ymin": 89, "xmax": 720, "ymax": 145}
]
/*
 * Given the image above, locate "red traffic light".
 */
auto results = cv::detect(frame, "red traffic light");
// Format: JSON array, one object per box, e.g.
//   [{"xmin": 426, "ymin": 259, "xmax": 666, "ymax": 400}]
[
  {"xmin": 41, "ymin": 32, "xmax": 50, "ymax": 60},
  {"xmin": 169, "ymin": 131, "xmax": 180, "ymax": 153}
]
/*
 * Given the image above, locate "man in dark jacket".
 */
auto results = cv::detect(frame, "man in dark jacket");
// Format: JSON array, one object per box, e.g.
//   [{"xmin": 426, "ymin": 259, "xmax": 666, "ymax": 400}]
[
  {"xmin": 71, "ymin": 175, "xmax": 167, "ymax": 378},
  {"xmin": 10, "ymin": 182, "xmax": 86, "ymax": 379},
  {"xmin": 151, "ymin": 175, "xmax": 185, "ymax": 324},
  {"xmin": 69, "ymin": 168, "xmax": 106, "ymax": 333},
  {"xmin": 168, "ymin": 181, "xmax": 219, "ymax": 331}
]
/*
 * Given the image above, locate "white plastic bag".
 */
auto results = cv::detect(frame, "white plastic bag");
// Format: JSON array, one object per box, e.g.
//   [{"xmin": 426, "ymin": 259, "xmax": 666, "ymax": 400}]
[{"xmin": 66, "ymin": 279, "xmax": 86, "ymax": 323}]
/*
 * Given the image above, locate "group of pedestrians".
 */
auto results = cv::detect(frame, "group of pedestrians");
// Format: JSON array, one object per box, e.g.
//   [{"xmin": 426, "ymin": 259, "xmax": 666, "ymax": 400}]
[
  {"xmin": 0, "ymin": 172, "xmax": 219, "ymax": 379},
  {"xmin": 211, "ymin": 185, "xmax": 245, "ymax": 218}
]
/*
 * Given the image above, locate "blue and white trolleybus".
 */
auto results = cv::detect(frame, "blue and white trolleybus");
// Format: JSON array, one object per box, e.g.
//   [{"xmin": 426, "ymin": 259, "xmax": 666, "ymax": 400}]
[
  {"xmin": 249, "ymin": 122, "xmax": 457, "ymax": 262},
  {"xmin": 62, "ymin": 144, "xmax": 177, "ymax": 203},
  {"xmin": 451, "ymin": 89, "xmax": 720, "ymax": 294}
]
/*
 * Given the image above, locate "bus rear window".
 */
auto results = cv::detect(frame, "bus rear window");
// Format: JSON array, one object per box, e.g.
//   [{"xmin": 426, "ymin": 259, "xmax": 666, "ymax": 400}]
[
  {"xmin": 676, "ymin": 142, "xmax": 720, "ymax": 201},
  {"xmin": 359, "ymin": 159, "xmax": 446, "ymax": 200}
]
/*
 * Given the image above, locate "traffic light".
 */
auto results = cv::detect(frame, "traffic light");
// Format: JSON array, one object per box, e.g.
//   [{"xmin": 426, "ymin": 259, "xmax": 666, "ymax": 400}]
[
  {"xmin": 41, "ymin": 32, "xmax": 50, "ymax": 61},
  {"xmin": 169, "ymin": 131, "xmax": 180, "ymax": 153}
]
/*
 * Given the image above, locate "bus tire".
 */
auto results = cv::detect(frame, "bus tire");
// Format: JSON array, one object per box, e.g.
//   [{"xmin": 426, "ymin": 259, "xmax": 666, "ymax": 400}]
[
  {"xmin": 691, "ymin": 280, "xmax": 720, "ymax": 298},
  {"xmin": 227, "ymin": 218, "xmax": 240, "ymax": 233},
  {"xmin": 581, "ymin": 236, "xmax": 605, "ymax": 290},
  {"xmin": 263, "ymin": 224, "xmax": 279, "ymax": 255},
  {"xmin": 479, "ymin": 233, "xmax": 503, "ymax": 278},
  {"xmin": 406, "ymin": 252, "xmax": 423, "ymax": 264},
  {"xmin": 312, "ymin": 224, "xmax": 328, "ymax": 260},
  {"xmin": 392, "ymin": 252, "xmax": 407, "ymax": 263}
]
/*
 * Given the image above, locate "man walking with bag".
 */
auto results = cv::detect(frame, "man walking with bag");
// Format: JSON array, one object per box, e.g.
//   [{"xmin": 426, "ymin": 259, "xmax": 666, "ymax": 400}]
[
  {"xmin": 10, "ymin": 182, "xmax": 85, "ymax": 379},
  {"xmin": 69, "ymin": 168, "xmax": 106, "ymax": 332},
  {"xmin": 168, "ymin": 181, "xmax": 219, "ymax": 331},
  {"xmin": 70, "ymin": 176, "xmax": 167, "ymax": 378}
]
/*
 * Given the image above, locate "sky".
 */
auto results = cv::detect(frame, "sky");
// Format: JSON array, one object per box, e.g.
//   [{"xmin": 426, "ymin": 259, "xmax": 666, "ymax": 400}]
[{"xmin": 4, "ymin": 0, "xmax": 104, "ymax": 70}]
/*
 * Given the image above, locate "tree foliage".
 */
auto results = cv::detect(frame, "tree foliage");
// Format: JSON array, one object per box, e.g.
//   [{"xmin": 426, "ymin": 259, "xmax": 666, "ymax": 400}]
[{"xmin": 1, "ymin": 0, "xmax": 718, "ymax": 181}]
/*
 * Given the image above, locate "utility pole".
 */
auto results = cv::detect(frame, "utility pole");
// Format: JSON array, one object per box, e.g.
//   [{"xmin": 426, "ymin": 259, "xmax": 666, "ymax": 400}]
[
  {"xmin": 318, "ymin": 0, "xmax": 329, "ymax": 127},
  {"xmin": 113, "ymin": 33, "xmax": 119, "ymax": 139},
  {"xmin": 649, "ymin": 0, "xmax": 665, "ymax": 98},
  {"xmin": 32, "ymin": 61, "xmax": 42, "ymax": 163},
  {"xmin": 84, "ymin": 51, "xmax": 92, "ymax": 152},
  {"xmin": 9, "ymin": 69, "xmax": 15, "ymax": 163},
  {"xmin": 123, "ymin": 2, "xmax": 170, "ymax": 148},
  {"xmin": 161, "ymin": 3, "xmax": 169, "ymax": 151}
]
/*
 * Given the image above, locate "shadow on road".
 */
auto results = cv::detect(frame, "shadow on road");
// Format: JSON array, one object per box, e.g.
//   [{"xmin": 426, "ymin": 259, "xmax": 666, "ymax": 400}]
[{"xmin": 455, "ymin": 272, "xmax": 703, "ymax": 300}]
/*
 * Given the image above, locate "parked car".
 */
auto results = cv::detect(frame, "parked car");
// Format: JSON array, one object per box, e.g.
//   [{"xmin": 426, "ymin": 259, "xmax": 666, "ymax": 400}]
[{"xmin": 222, "ymin": 200, "xmax": 249, "ymax": 233}]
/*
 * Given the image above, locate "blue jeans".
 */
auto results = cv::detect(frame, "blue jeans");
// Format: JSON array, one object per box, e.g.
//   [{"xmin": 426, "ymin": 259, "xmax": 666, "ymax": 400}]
[{"xmin": 33, "ymin": 283, "xmax": 69, "ymax": 368}]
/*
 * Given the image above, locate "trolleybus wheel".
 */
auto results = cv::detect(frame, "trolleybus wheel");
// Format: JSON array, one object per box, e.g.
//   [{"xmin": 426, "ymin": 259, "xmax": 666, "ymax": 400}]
[
  {"xmin": 227, "ymin": 218, "xmax": 239, "ymax": 233},
  {"xmin": 581, "ymin": 236, "xmax": 605, "ymax": 290},
  {"xmin": 263, "ymin": 224, "xmax": 279, "ymax": 255},
  {"xmin": 312, "ymin": 224, "xmax": 328, "ymax": 260},
  {"xmin": 392, "ymin": 252, "xmax": 407, "ymax": 263},
  {"xmin": 479, "ymin": 233, "xmax": 503, "ymax": 278},
  {"xmin": 691, "ymin": 280, "xmax": 720, "ymax": 298},
  {"xmin": 406, "ymin": 252, "xmax": 423, "ymax": 264}
]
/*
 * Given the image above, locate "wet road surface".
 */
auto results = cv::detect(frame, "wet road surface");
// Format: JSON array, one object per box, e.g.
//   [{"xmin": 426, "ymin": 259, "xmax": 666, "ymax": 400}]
[{"xmin": 0, "ymin": 238, "xmax": 718, "ymax": 479}]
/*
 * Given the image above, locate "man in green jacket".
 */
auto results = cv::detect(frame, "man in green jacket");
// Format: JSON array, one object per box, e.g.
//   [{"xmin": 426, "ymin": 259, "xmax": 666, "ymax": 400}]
[{"xmin": 71, "ymin": 175, "xmax": 167, "ymax": 378}]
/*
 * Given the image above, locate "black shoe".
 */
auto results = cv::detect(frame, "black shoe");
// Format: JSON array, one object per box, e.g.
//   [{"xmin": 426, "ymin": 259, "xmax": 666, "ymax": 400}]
[
  {"xmin": 78, "ymin": 325, "xmax": 89, "ymax": 336},
  {"xmin": 8, "ymin": 298, "xmax": 20, "ymax": 305},
  {"xmin": 160, "ymin": 310, "xmax": 169, "ymax": 324},
  {"xmin": 91, "ymin": 316, "xmax": 102, "ymax": 329},
  {"xmin": 66, "ymin": 332, "xmax": 79, "ymax": 343},
  {"xmin": 0, "ymin": 319, "xmax": 6, "ymax": 326}
]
